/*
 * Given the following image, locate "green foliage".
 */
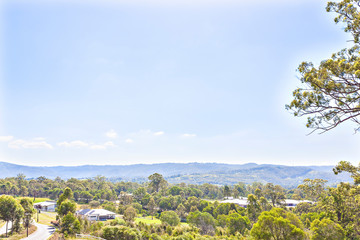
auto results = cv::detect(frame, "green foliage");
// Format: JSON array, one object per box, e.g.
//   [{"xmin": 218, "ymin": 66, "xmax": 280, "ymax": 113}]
[
  {"xmin": 187, "ymin": 211, "xmax": 216, "ymax": 235},
  {"xmin": 124, "ymin": 206, "xmax": 137, "ymax": 223},
  {"xmin": 298, "ymin": 178, "xmax": 327, "ymax": 201},
  {"xmin": 148, "ymin": 173, "xmax": 168, "ymax": 193},
  {"xmin": 102, "ymin": 226, "xmax": 141, "ymax": 240},
  {"xmin": 160, "ymin": 211, "xmax": 180, "ymax": 226},
  {"xmin": 247, "ymin": 194, "xmax": 261, "ymax": 222},
  {"xmin": 57, "ymin": 199, "xmax": 76, "ymax": 217},
  {"xmin": 102, "ymin": 201, "xmax": 117, "ymax": 212},
  {"xmin": 250, "ymin": 208, "xmax": 305, "ymax": 240},
  {"xmin": 60, "ymin": 212, "xmax": 80, "ymax": 236},
  {"xmin": 226, "ymin": 212, "xmax": 250, "ymax": 235},
  {"xmin": 20, "ymin": 198, "xmax": 35, "ymax": 229},
  {"xmin": 287, "ymin": 0, "xmax": 360, "ymax": 133},
  {"xmin": 57, "ymin": 187, "xmax": 73, "ymax": 206},
  {"xmin": 0, "ymin": 195, "xmax": 24, "ymax": 236},
  {"xmin": 310, "ymin": 218, "xmax": 345, "ymax": 240}
]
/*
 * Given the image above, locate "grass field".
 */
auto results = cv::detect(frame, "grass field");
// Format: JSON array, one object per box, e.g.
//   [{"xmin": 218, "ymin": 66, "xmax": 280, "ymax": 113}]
[
  {"xmin": 15, "ymin": 197, "xmax": 52, "ymax": 204},
  {"xmin": 37, "ymin": 212, "xmax": 57, "ymax": 226},
  {"xmin": 135, "ymin": 217, "xmax": 162, "ymax": 225},
  {"xmin": 135, "ymin": 217, "xmax": 189, "ymax": 226}
]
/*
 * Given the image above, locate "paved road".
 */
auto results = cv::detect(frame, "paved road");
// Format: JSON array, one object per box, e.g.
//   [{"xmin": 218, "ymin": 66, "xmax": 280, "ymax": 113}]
[
  {"xmin": 21, "ymin": 222, "xmax": 55, "ymax": 240},
  {"xmin": 0, "ymin": 221, "xmax": 12, "ymax": 236}
]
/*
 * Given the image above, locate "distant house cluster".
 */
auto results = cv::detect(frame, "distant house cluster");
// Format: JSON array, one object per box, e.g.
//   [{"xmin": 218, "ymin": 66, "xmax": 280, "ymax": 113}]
[
  {"xmin": 76, "ymin": 209, "xmax": 116, "ymax": 221},
  {"xmin": 221, "ymin": 197, "xmax": 249, "ymax": 208},
  {"xmin": 221, "ymin": 197, "xmax": 313, "ymax": 208},
  {"xmin": 33, "ymin": 201, "xmax": 57, "ymax": 212}
]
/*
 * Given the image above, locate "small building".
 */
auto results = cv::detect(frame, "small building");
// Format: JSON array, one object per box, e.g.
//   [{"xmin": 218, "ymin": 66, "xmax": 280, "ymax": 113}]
[
  {"xmin": 220, "ymin": 197, "xmax": 249, "ymax": 208},
  {"xmin": 34, "ymin": 201, "xmax": 57, "ymax": 212},
  {"xmin": 284, "ymin": 199, "xmax": 313, "ymax": 208},
  {"xmin": 76, "ymin": 209, "xmax": 116, "ymax": 221}
]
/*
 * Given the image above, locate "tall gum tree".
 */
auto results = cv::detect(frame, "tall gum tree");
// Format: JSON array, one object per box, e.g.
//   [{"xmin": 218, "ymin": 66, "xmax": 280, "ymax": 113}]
[{"xmin": 286, "ymin": 0, "xmax": 360, "ymax": 134}]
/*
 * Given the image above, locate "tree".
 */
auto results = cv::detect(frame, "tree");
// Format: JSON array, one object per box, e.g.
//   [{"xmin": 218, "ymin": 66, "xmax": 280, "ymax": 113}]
[
  {"xmin": 148, "ymin": 173, "xmax": 167, "ymax": 193},
  {"xmin": 176, "ymin": 203, "xmax": 187, "ymax": 220},
  {"xmin": 223, "ymin": 185, "xmax": 231, "ymax": 199},
  {"xmin": 123, "ymin": 206, "xmax": 137, "ymax": 223},
  {"xmin": 247, "ymin": 194, "xmax": 261, "ymax": 222},
  {"xmin": 310, "ymin": 218, "xmax": 345, "ymax": 240},
  {"xmin": 60, "ymin": 212, "xmax": 80, "ymax": 236},
  {"xmin": 57, "ymin": 200, "xmax": 77, "ymax": 217},
  {"xmin": 80, "ymin": 191, "xmax": 93, "ymax": 203},
  {"xmin": 187, "ymin": 211, "xmax": 216, "ymax": 235},
  {"xmin": 20, "ymin": 198, "xmax": 35, "ymax": 237},
  {"xmin": 118, "ymin": 191, "xmax": 133, "ymax": 206},
  {"xmin": 133, "ymin": 187, "xmax": 147, "ymax": 203},
  {"xmin": 0, "ymin": 195, "xmax": 20, "ymax": 237},
  {"xmin": 264, "ymin": 183, "xmax": 285, "ymax": 207},
  {"xmin": 298, "ymin": 178, "xmax": 327, "ymax": 201},
  {"xmin": 57, "ymin": 187, "xmax": 73, "ymax": 207},
  {"xmin": 286, "ymin": 0, "xmax": 360, "ymax": 134},
  {"xmin": 147, "ymin": 197, "xmax": 157, "ymax": 219},
  {"xmin": 11, "ymin": 204, "xmax": 24, "ymax": 234},
  {"xmin": 319, "ymin": 182, "xmax": 360, "ymax": 238},
  {"xmin": 333, "ymin": 160, "xmax": 360, "ymax": 184},
  {"xmin": 250, "ymin": 208, "xmax": 305, "ymax": 240},
  {"xmin": 160, "ymin": 211, "xmax": 180, "ymax": 226},
  {"xmin": 226, "ymin": 212, "xmax": 250, "ymax": 235}
]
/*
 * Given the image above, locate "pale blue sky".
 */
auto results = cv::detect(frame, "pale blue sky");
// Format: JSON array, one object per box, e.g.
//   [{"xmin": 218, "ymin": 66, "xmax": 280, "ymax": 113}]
[{"xmin": 0, "ymin": 0, "xmax": 359, "ymax": 166}]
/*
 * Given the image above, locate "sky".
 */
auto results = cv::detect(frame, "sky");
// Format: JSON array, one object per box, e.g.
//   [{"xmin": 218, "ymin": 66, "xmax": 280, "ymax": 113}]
[{"xmin": 0, "ymin": 0, "xmax": 359, "ymax": 166}]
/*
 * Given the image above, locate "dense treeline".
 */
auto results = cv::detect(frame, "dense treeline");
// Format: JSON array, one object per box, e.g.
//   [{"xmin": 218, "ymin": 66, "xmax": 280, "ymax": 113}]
[{"xmin": 1, "ymin": 160, "xmax": 359, "ymax": 239}]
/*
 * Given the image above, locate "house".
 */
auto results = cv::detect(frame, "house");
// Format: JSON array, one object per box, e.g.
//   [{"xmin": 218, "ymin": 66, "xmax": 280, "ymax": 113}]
[
  {"xmin": 220, "ymin": 197, "xmax": 249, "ymax": 208},
  {"xmin": 76, "ymin": 209, "xmax": 116, "ymax": 221},
  {"xmin": 284, "ymin": 199, "xmax": 313, "ymax": 208},
  {"xmin": 34, "ymin": 201, "xmax": 57, "ymax": 212}
]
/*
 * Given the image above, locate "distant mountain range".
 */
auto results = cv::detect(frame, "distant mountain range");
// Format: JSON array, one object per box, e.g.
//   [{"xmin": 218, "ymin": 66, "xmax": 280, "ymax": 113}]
[{"xmin": 0, "ymin": 161, "xmax": 352, "ymax": 187}]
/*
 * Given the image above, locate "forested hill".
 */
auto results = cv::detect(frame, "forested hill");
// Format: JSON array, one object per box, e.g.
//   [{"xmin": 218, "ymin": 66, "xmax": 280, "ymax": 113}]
[{"xmin": 0, "ymin": 161, "xmax": 351, "ymax": 187}]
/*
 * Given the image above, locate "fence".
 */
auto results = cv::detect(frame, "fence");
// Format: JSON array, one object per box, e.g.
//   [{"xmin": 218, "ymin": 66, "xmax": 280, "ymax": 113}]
[{"xmin": 75, "ymin": 234, "xmax": 106, "ymax": 240}]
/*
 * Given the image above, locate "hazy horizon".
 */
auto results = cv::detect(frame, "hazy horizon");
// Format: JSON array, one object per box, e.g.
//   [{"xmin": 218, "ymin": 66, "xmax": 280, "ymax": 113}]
[{"xmin": 1, "ymin": 0, "xmax": 360, "ymax": 167}]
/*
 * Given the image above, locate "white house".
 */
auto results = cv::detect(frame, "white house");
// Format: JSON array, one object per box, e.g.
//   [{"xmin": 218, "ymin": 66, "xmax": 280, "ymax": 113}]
[
  {"xmin": 284, "ymin": 199, "xmax": 313, "ymax": 208},
  {"xmin": 221, "ymin": 198, "xmax": 313, "ymax": 208},
  {"xmin": 33, "ymin": 201, "xmax": 57, "ymax": 212},
  {"xmin": 76, "ymin": 209, "xmax": 116, "ymax": 221},
  {"xmin": 220, "ymin": 197, "xmax": 249, "ymax": 208}
]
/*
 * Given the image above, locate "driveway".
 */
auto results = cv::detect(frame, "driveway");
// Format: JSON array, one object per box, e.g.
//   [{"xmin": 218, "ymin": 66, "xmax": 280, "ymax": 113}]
[
  {"xmin": 21, "ymin": 222, "xmax": 55, "ymax": 240},
  {"xmin": 0, "ymin": 221, "xmax": 12, "ymax": 236}
]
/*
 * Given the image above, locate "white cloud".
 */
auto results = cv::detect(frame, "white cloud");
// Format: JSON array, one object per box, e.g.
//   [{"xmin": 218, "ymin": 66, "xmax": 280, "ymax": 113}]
[
  {"xmin": 105, "ymin": 129, "xmax": 118, "ymax": 138},
  {"xmin": 0, "ymin": 136, "xmax": 14, "ymax": 142},
  {"xmin": 125, "ymin": 138, "xmax": 134, "ymax": 143},
  {"xmin": 58, "ymin": 140, "xmax": 89, "ymax": 148},
  {"xmin": 8, "ymin": 139, "xmax": 53, "ymax": 149},
  {"xmin": 154, "ymin": 131, "xmax": 164, "ymax": 136},
  {"xmin": 33, "ymin": 137, "xmax": 46, "ymax": 141},
  {"xmin": 58, "ymin": 140, "xmax": 116, "ymax": 149},
  {"xmin": 182, "ymin": 133, "xmax": 197, "ymax": 137},
  {"xmin": 104, "ymin": 141, "xmax": 115, "ymax": 147},
  {"xmin": 90, "ymin": 145, "xmax": 107, "ymax": 150}
]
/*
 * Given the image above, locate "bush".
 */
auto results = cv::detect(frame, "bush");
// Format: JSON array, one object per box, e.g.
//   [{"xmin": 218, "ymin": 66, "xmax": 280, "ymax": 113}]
[{"xmin": 160, "ymin": 211, "xmax": 180, "ymax": 226}]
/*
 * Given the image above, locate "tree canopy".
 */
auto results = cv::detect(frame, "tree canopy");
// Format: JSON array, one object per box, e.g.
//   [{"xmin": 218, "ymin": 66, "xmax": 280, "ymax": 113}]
[{"xmin": 286, "ymin": 0, "xmax": 360, "ymax": 133}]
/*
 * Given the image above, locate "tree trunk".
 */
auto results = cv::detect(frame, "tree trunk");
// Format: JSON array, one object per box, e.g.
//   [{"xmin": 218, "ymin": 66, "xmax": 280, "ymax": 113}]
[{"xmin": 5, "ymin": 221, "xmax": 8, "ymax": 237}]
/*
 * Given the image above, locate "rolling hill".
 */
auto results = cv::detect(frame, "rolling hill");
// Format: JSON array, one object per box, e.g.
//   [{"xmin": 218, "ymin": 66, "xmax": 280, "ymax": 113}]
[{"xmin": 0, "ymin": 161, "xmax": 351, "ymax": 187}]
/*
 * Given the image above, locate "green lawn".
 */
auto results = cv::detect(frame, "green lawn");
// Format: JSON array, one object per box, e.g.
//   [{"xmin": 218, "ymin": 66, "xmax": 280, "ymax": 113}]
[
  {"xmin": 16, "ymin": 197, "xmax": 52, "ymax": 204},
  {"xmin": 135, "ymin": 217, "xmax": 188, "ymax": 226},
  {"xmin": 135, "ymin": 217, "xmax": 162, "ymax": 225},
  {"xmin": 37, "ymin": 212, "xmax": 57, "ymax": 226}
]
